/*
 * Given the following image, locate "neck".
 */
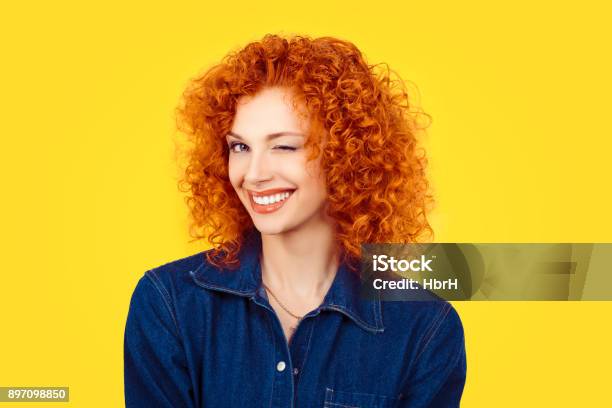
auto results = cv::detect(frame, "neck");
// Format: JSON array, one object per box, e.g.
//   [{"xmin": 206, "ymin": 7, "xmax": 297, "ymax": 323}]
[{"xmin": 259, "ymin": 218, "xmax": 339, "ymax": 304}]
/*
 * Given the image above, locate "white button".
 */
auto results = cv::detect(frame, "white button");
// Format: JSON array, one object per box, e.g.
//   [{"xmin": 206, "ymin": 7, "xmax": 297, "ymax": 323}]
[
  {"xmin": 293, "ymin": 368, "xmax": 299, "ymax": 375},
  {"xmin": 276, "ymin": 361, "xmax": 286, "ymax": 372}
]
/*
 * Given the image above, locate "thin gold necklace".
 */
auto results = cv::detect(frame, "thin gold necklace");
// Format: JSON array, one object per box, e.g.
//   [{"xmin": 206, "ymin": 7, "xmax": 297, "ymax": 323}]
[{"xmin": 262, "ymin": 282, "xmax": 303, "ymax": 326}]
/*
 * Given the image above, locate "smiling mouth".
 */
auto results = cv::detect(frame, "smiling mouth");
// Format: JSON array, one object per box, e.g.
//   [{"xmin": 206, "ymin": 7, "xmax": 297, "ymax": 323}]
[{"xmin": 247, "ymin": 189, "xmax": 295, "ymax": 214}]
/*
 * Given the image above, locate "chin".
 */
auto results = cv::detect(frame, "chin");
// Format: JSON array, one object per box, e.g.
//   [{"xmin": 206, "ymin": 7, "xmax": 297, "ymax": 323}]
[
  {"xmin": 255, "ymin": 226, "xmax": 288, "ymax": 236},
  {"xmin": 252, "ymin": 220, "xmax": 299, "ymax": 237},
  {"xmin": 251, "ymin": 219, "xmax": 286, "ymax": 235}
]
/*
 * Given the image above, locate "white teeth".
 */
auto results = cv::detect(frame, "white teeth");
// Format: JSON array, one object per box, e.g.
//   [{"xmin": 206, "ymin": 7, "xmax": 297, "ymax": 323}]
[{"xmin": 253, "ymin": 191, "xmax": 291, "ymax": 205}]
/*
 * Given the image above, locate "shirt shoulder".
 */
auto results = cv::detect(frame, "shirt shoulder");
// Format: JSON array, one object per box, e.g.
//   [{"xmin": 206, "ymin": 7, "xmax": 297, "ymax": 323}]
[
  {"xmin": 380, "ymin": 298, "xmax": 464, "ymax": 358},
  {"xmin": 380, "ymin": 289, "xmax": 457, "ymax": 324},
  {"xmin": 382, "ymin": 296, "xmax": 463, "ymax": 331},
  {"xmin": 140, "ymin": 250, "xmax": 213, "ymax": 301}
]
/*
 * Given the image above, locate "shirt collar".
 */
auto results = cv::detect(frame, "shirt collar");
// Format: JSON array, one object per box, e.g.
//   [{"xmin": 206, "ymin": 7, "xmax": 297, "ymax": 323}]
[{"xmin": 189, "ymin": 230, "xmax": 384, "ymax": 334}]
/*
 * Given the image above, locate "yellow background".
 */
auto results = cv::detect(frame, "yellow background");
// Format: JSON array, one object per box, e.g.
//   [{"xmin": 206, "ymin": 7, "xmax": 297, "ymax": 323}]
[{"xmin": 1, "ymin": 1, "xmax": 611, "ymax": 406}]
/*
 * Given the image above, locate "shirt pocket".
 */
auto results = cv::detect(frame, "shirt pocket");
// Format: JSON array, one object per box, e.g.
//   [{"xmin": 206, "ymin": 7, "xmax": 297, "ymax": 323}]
[{"xmin": 323, "ymin": 387, "xmax": 400, "ymax": 408}]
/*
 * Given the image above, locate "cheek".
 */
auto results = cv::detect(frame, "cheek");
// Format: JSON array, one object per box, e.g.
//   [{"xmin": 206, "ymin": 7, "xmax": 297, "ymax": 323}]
[
  {"xmin": 297, "ymin": 167, "xmax": 327, "ymax": 201},
  {"xmin": 310, "ymin": 178, "xmax": 328, "ymax": 203},
  {"xmin": 227, "ymin": 158, "xmax": 243, "ymax": 190}
]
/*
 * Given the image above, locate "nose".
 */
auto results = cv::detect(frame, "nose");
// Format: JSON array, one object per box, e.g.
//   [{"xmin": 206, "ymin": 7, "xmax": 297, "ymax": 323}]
[{"xmin": 244, "ymin": 150, "xmax": 273, "ymax": 186}]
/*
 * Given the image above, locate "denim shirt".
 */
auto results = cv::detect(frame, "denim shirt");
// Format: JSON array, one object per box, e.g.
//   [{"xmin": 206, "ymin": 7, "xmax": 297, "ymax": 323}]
[{"xmin": 124, "ymin": 232, "xmax": 467, "ymax": 408}]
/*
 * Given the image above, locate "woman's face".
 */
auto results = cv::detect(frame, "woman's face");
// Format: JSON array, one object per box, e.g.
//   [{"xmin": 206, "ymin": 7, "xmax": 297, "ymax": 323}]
[{"xmin": 226, "ymin": 87, "xmax": 330, "ymax": 236}]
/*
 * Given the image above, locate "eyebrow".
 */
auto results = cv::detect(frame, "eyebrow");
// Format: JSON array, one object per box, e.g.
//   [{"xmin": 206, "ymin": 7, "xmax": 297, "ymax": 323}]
[{"xmin": 226, "ymin": 131, "xmax": 305, "ymax": 141}]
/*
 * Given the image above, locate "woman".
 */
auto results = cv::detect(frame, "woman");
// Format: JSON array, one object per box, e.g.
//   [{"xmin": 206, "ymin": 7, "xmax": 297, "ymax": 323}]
[{"xmin": 124, "ymin": 34, "xmax": 466, "ymax": 407}]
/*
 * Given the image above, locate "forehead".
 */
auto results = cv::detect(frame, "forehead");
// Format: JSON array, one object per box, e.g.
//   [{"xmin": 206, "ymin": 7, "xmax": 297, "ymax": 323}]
[{"xmin": 231, "ymin": 87, "xmax": 309, "ymax": 138}]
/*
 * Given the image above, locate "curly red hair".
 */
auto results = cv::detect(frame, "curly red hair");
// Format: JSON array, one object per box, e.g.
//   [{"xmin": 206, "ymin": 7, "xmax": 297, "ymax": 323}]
[{"xmin": 175, "ymin": 34, "xmax": 433, "ymax": 272}]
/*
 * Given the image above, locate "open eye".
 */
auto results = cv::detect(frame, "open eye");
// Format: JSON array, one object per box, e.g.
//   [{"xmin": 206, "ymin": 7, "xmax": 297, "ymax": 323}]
[{"xmin": 229, "ymin": 142, "xmax": 249, "ymax": 153}]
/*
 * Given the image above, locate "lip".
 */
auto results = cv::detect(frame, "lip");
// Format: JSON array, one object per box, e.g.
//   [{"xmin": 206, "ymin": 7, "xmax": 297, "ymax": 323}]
[{"xmin": 246, "ymin": 188, "xmax": 295, "ymax": 214}]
